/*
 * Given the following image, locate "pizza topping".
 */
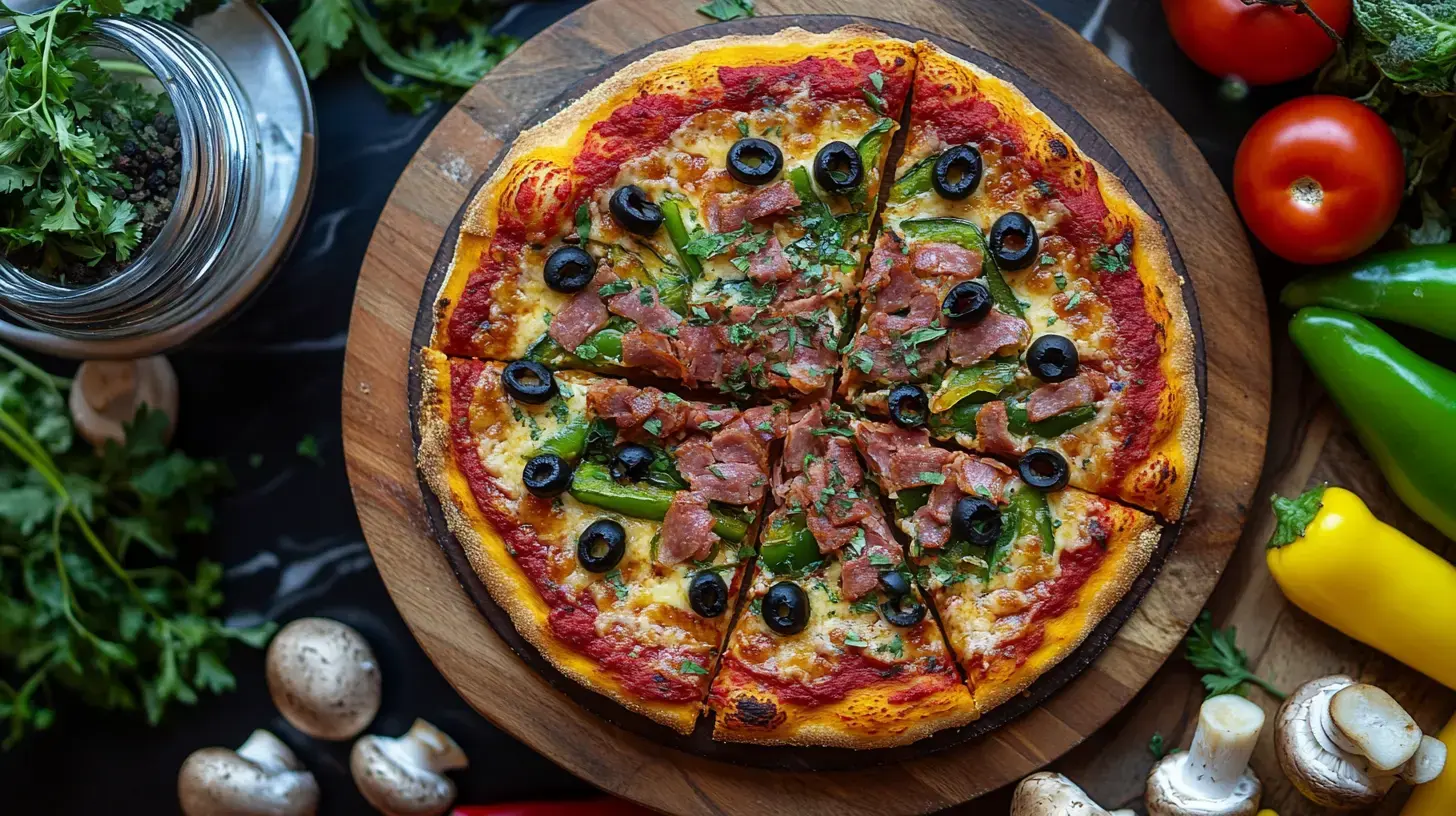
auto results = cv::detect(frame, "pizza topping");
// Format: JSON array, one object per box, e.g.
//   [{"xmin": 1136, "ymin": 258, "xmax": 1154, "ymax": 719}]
[
  {"xmin": 880, "ymin": 589, "xmax": 927, "ymax": 627},
  {"xmin": 744, "ymin": 180, "xmax": 801, "ymax": 222},
  {"xmin": 547, "ymin": 288, "xmax": 610, "ymax": 353},
  {"xmin": 950, "ymin": 454, "xmax": 1015, "ymax": 499},
  {"xmin": 947, "ymin": 307, "xmax": 1029, "ymax": 366},
  {"xmin": 501, "ymin": 360, "xmax": 558, "ymax": 404},
  {"xmin": 1019, "ymin": 448, "xmax": 1070, "ymax": 491},
  {"xmin": 989, "ymin": 212, "xmax": 1040, "ymax": 270},
  {"xmin": 812, "ymin": 141, "xmax": 864, "ymax": 195},
  {"xmin": 726, "ymin": 137, "xmax": 784, "ymax": 186},
  {"xmin": 576, "ymin": 519, "xmax": 627, "ymax": 573},
  {"xmin": 910, "ymin": 241, "xmax": 982, "ymax": 280},
  {"xmin": 745, "ymin": 234, "xmax": 793, "ymax": 284},
  {"xmin": 606, "ymin": 284, "xmax": 681, "ymax": 333},
  {"xmin": 853, "ymin": 420, "xmax": 954, "ymax": 493},
  {"xmin": 932, "ymin": 144, "xmax": 984, "ymax": 200},
  {"xmin": 1025, "ymin": 333, "xmax": 1080, "ymax": 383},
  {"xmin": 608, "ymin": 443, "xmax": 655, "ymax": 482},
  {"xmin": 941, "ymin": 280, "xmax": 993, "ymax": 325},
  {"xmin": 974, "ymin": 400, "xmax": 1022, "ymax": 456},
  {"xmin": 522, "ymin": 453, "xmax": 573, "ymax": 498},
  {"xmin": 861, "ymin": 230, "xmax": 908, "ymax": 296},
  {"xmin": 688, "ymin": 571, "xmax": 729, "ymax": 618},
  {"xmin": 608, "ymin": 184, "xmax": 664, "ymax": 236},
  {"xmin": 840, "ymin": 556, "xmax": 882, "ymax": 602},
  {"xmin": 1025, "ymin": 371, "xmax": 1108, "ymax": 423},
  {"xmin": 952, "ymin": 496, "xmax": 1002, "ymax": 547},
  {"xmin": 659, "ymin": 491, "xmax": 719, "ymax": 565},
  {"xmin": 620, "ymin": 328, "xmax": 688, "ymax": 381},
  {"xmin": 762, "ymin": 581, "xmax": 809, "ymax": 635},
  {"xmin": 888, "ymin": 384, "xmax": 929, "ymax": 428},
  {"xmin": 685, "ymin": 461, "xmax": 767, "ymax": 505},
  {"xmin": 543, "ymin": 245, "xmax": 596, "ymax": 294}
]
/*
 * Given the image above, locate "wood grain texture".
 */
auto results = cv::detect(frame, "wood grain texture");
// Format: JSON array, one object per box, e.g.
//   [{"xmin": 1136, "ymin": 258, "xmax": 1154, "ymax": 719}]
[{"xmin": 341, "ymin": 0, "xmax": 1269, "ymax": 812}]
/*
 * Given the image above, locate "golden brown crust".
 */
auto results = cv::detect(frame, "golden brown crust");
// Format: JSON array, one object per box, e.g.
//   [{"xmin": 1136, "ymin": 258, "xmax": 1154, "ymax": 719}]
[{"xmin": 417, "ymin": 349, "xmax": 701, "ymax": 733}]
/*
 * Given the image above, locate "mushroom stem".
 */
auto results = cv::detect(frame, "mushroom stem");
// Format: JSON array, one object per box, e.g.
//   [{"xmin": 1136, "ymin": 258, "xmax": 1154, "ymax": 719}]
[
  {"xmin": 383, "ymin": 719, "xmax": 469, "ymax": 775},
  {"xmin": 235, "ymin": 729, "xmax": 302, "ymax": 774},
  {"xmin": 1010, "ymin": 772, "xmax": 1126, "ymax": 816},
  {"xmin": 1184, "ymin": 694, "xmax": 1268, "ymax": 801}
]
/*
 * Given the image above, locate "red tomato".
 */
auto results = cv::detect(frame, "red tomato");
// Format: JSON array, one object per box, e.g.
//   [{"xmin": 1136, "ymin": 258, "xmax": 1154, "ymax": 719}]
[
  {"xmin": 1233, "ymin": 96, "xmax": 1405, "ymax": 265},
  {"xmin": 1162, "ymin": 0, "xmax": 1351, "ymax": 85}
]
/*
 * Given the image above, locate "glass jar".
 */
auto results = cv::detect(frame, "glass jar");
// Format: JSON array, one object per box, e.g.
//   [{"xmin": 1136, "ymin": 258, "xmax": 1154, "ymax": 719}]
[{"xmin": 0, "ymin": 3, "xmax": 314, "ymax": 358}]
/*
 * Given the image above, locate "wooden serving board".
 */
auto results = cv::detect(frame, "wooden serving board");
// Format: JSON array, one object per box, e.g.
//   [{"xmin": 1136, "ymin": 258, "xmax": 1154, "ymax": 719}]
[{"xmin": 342, "ymin": 0, "xmax": 1268, "ymax": 811}]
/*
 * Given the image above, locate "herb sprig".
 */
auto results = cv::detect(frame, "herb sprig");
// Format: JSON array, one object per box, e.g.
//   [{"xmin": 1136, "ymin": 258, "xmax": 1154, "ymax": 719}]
[{"xmin": 1183, "ymin": 610, "xmax": 1286, "ymax": 700}]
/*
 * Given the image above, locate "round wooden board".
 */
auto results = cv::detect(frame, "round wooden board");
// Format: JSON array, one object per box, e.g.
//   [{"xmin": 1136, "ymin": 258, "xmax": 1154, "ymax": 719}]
[{"xmin": 342, "ymin": 1, "xmax": 1269, "ymax": 812}]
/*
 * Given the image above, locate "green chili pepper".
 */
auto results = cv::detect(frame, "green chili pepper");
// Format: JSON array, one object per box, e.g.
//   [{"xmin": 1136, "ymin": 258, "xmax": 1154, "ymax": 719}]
[
  {"xmin": 660, "ymin": 199, "xmax": 702, "ymax": 280},
  {"xmin": 900, "ymin": 217, "xmax": 1022, "ymax": 317},
  {"xmin": 930, "ymin": 358, "xmax": 1020, "ymax": 413},
  {"xmin": 1282, "ymin": 245, "xmax": 1456, "ymax": 342},
  {"xmin": 1289, "ymin": 307, "xmax": 1456, "ymax": 541},
  {"xmin": 568, "ymin": 462, "xmax": 749, "ymax": 542},
  {"xmin": 758, "ymin": 512, "xmax": 820, "ymax": 575},
  {"xmin": 1006, "ymin": 400, "xmax": 1096, "ymax": 438},
  {"xmin": 533, "ymin": 418, "xmax": 588, "ymax": 460},
  {"xmin": 890, "ymin": 154, "xmax": 936, "ymax": 202}
]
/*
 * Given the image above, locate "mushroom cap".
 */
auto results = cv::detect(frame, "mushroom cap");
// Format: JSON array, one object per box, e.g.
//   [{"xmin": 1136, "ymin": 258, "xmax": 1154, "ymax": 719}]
[
  {"xmin": 1329, "ymin": 683, "xmax": 1422, "ymax": 772},
  {"xmin": 178, "ymin": 729, "xmax": 319, "ymax": 816},
  {"xmin": 1146, "ymin": 751, "xmax": 1261, "ymax": 816},
  {"xmin": 1011, "ymin": 771, "xmax": 1115, "ymax": 815},
  {"xmin": 266, "ymin": 617, "xmax": 382, "ymax": 740},
  {"xmin": 350, "ymin": 720, "xmax": 467, "ymax": 816},
  {"xmin": 1400, "ymin": 735, "xmax": 1448, "ymax": 785},
  {"xmin": 69, "ymin": 356, "xmax": 179, "ymax": 448},
  {"xmin": 1274, "ymin": 675, "xmax": 1392, "ymax": 809}
]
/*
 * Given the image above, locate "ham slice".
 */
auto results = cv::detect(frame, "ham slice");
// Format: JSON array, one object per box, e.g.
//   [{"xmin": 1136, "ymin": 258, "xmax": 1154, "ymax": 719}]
[
  {"xmin": 588, "ymin": 383, "xmax": 658, "ymax": 428},
  {"xmin": 876, "ymin": 266, "xmax": 935, "ymax": 313},
  {"xmin": 705, "ymin": 193, "xmax": 747, "ymax": 233},
  {"xmin": 548, "ymin": 290, "xmax": 609, "ymax": 354},
  {"xmin": 852, "ymin": 420, "xmax": 954, "ymax": 494},
  {"xmin": 607, "ymin": 286, "xmax": 680, "ymax": 333},
  {"xmin": 948, "ymin": 308, "xmax": 1030, "ymax": 366},
  {"xmin": 910, "ymin": 241, "xmax": 983, "ymax": 279},
  {"xmin": 860, "ymin": 231, "xmax": 907, "ymax": 296},
  {"xmin": 975, "ymin": 400, "xmax": 1022, "ymax": 456},
  {"xmin": 840, "ymin": 556, "xmax": 880, "ymax": 602},
  {"xmin": 950, "ymin": 454, "xmax": 1014, "ymax": 500},
  {"xmin": 659, "ymin": 492, "xmax": 718, "ymax": 565},
  {"xmin": 744, "ymin": 181, "xmax": 801, "ymax": 222},
  {"xmin": 685, "ymin": 461, "xmax": 765, "ymax": 505},
  {"xmin": 1025, "ymin": 372, "xmax": 1109, "ymax": 423},
  {"xmin": 781, "ymin": 403, "xmax": 823, "ymax": 476},
  {"xmin": 912, "ymin": 480, "xmax": 959, "ymax": 549},
  {"xmin": 674, "ymin": 324, "xmax": 724, "ymax": 387},
  {"xmin": 746, "ymin": 235, "xmax": 792, "ymax": 284},
  {"xmin": 620, "ymin": 328, "xmax": 687, "ymax": 382}
]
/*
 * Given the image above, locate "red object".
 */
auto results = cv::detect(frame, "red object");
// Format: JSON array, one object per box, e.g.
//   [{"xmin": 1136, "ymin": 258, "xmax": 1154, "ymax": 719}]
[
  {"xmin": 1161, "ymin": 0, "xmax": 1351, "ymax": 85},
  {"xmin": 453, "ymin": 799, "xmax": 654, "ymax": 816},
  {"xmin": 1233, "ymin": 95, "xmax": 1405, "ymax": 265}
]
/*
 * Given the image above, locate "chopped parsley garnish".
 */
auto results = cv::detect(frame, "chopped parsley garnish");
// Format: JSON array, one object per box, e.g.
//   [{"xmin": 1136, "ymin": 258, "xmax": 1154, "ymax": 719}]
[
  {"xmin": 849, "ymin": 598, "xmax": 879, "ymax": 615},
  {"xmin": 1054, "ymin": 272, "xmax": 1068, "ymax": 291},
  {"xmin": 843, "ymin": 631, "xmax": 868, "ymax": 648},
  {"xmin": 918, "ymin": 471, "xmax": 945, "ymax": 485},
  {"xmin": 1066, "ymin": 291, "xmax": 1083, "ymax": 310},
  {"xmin": 876, "ymin": 634, "xmax": 904, "ymax": 658},
  {"xmin": 575, "ymin": 203, "xmax": 591, "ymax": 244},
  {"xmin": 643, "ymin": 418, "xmax": 663, "ymax": 436},
  {"xmin": 868, "ymin": 551, "xmax": 894, "ymax": 567},
  {"xmin": 598, "ymin": 280, "xmax": 633, "ymax": 297},
  {"xmin": 1039, "ymin": 253, "xmax": 1055, "ymax": 266},
  {"xmin": 679, "ymin": 659, "xmax": 709, "ymax": 675},
  {"xmin": 869, "ymin": 70, "xmax": 884, "ymax": 91},
  {"xmin": 850, "ymin": 349, "xmax": 874, "ymax": 374},
  {"xmin": 605, "ymin": 569, "xmax": 629, "ymax": 600},
  {"xmin": 736, "ymin": 119, "xmax": 750, "ymax": 137},
  {"xmin": 698, "ymin": 420, "xmax": 722, "ymax": 431},
  {"xmin": 1092, "ymin": 241, "xmax": 1132, "ymax": 274}
]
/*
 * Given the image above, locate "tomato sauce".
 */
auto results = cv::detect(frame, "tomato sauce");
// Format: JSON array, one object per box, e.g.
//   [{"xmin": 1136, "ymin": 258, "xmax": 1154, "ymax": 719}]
[
  {"xmin": 720, "ymin": 642, "xmax": 953, "ymax": 707},
  {"xmin": 988, "ymin": 533, "xmax": 1110, "ymax": 672}
]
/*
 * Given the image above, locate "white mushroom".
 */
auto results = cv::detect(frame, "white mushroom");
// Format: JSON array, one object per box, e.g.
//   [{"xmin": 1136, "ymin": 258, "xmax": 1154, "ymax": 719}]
[
  {"xmin": 266, "ymin": 617, "xmax": 382, "ymax": 740},
  {"xmin": 1011, "ymin": 772, "xmax": 1136, "ymax": 815},
  {"xmin": 1146, "ymin": 694, "xmax": 1265, "ymax": 816},
  {"xmin": 1275, "ymin": 675, "xmax": 1448, "ymax": 809},
  {"xmin": 69, "ymin": 356, "xmax": 178, "ymax": 447},
  {"xmin": 351, "ymin": 719, "xmax": 468, "ymax": 816},
  {"xmin": 178, "ymin": 729, "xmax": 319, "ymax": 816}
]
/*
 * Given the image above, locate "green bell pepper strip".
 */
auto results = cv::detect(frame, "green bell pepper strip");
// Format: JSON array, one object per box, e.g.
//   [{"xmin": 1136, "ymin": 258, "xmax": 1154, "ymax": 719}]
[
  {"xmin": 890, "ymin": 154, "xmax": 936, "ymax": 202},
  {"xmin": 524, "ymin": 326, "xmax": 624, "ymax": 370},
  {"xmin": 1007, "ymin": 400, "xmax": 1096, "ymax": 438},
  {"xmin": 895, "ymin": 485, "xmax": 932, "ymax": 518},
  {"xmin": 758, "ymin": 513, "xmax": 820, "ymax": 575},
  {"xmin": 899, "ymin": 218, "xmax": 1022, "ymax": 317},
  {"xmin": 660, "ymin": 199, "xmax": 702, "ymax": 280},
  {"xmin": 928, "ymin": 399, "xmax": 980, "ymax": 439},
  {"xmin": 930, "ymin": 358, "xmax": 1020, "ymax": 414},
  {"xmin": 533, "ymin": 418, "xmax": 589, "ymax": 460},
  {"xmin": 1289, "ymin": 307, "xmax": 1456, "ymax": 541},
  {"xmin": 568, "ymin": 463, "xmax": 750, "ymax": 542},
  {"xmin": 856, "ymin": 118, "xmax": 896, "ymax": 173},
  {"xmin": 789, "ymin": 165, "xmax": 824, "ymax": 211},
  {"xmin": 1281, "ymin": 245, "xmax": 1456, "ymax": 341},
  {"xmin": 983, "ymin": 496, "xmax": 1022, "ymax": 578},
  {"xmin": 1012, "ymin": 485, "xmax": 1057, "ymax": 555}
]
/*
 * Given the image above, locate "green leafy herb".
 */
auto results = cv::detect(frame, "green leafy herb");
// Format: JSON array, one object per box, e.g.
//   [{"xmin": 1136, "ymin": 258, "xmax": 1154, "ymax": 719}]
[
  {"xmin": 696, "ymin": 0, "xmax": 755, "ymax": 22},
  {"xmin": 598, "ymin": 280, "xmax": 633, "ymax": 298},
  {"xmin": 1148, "ymin": 732, "xmax": 1181, "ymax": 759},
  {"xmin": 679, "ymin": 659, "xmax": 708, "ymax": 675},
  {"xmin": 868, "ymin": 70, "xmax": 884, "ymax": 92},
  {"xmin": 1091, "ymin": 242, "xmax": 1131, "ymax": 274},
  {"xmin": 918, "ymin": 472, "xmax": 945, "ymax": 485},
  {"xmin": 605, "ymin": 569, "xmax": 629, "ymax": 600},
  {"xmin": 642, "ymin": 418, "xmax": 663, "ymax": 437},
  {"xmin": 575, "ymin": 203, "xmax": 591, "ymax": 244},
  {"xmin": 295, "ymin": 435, "xmax": 322, "ymax": 463},
  {"xmin": 849, "ymin": 598, "xmax": 878, "ymax": 615},
  {"xmin": 875, "ymin": 634, "xmax": 904, "ymax": 659},
  {"xmin": 1184, "ymin": 610, "xmax": 1286, "ymax": 700},
  {"xmin": 0, "ymin": 347, "xmax": 273, "ymax": 747},
  {"xmin": 842, "ymin": 630, "xmax": 868, "ymax": 648}
]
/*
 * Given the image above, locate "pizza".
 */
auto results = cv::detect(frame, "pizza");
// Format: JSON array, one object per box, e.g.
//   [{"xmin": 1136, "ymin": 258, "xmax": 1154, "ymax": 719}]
[{"xmin": 417, "ymin": 26, "xmax": 1198, "ymax": 748}]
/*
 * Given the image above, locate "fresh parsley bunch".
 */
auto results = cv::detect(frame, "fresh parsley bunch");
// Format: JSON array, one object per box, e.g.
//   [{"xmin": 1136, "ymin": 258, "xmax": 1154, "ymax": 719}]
[{"xmin": 0, "ymin": 346, "xmax": 274, "ymax": 748}]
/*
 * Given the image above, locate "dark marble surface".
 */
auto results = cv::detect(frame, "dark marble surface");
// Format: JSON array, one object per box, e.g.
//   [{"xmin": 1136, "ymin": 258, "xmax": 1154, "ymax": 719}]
[{"xmin": 1, "ymin": 0, "xmax": 1322, "ymax": 811}]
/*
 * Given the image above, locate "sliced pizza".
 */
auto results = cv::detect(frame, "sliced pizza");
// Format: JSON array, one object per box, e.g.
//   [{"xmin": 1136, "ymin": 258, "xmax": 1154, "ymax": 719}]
[
  {"xmin": 433, "ymin": 26, "xmax": 915, "ymax": 399},
  {"xmin": 839, "ymin": 41, "xmax": 1199, "ymax": 520},
  {"xmin": 852, "ymin": 418, "xmax": 1160, "ymax": 712},
  {"xmin": 709, "ymin": 402, "xmax": 975, "ymax": 747},
  {"xmin": 417, "ymin": 349, "xmax": 788, "ymax": 732}
]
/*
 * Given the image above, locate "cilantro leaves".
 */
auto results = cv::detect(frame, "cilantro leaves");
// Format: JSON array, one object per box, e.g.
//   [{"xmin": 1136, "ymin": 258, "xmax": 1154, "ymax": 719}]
[{"xmin": 697, "ymin": 0, "xmax": 755, "ymax": 21}]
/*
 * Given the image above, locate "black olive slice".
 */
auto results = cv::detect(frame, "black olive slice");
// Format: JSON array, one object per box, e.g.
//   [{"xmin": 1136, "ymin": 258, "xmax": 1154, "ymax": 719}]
[
  {"xmin": 1019, "ymin": 448, "xmax": 1070, "ymax": 492},
  {"xmin": 932, "ymin": 145, "xmax": 983, "ymax": 200},
  {"xmin": 887, "ymin": 384, "xmax": 929, "ymax": 429},
  {"xmin": 989, "ymin": 212, "xmax": 1039, "ymax": 270},
  {"xmin": 609, "ymin": 444, "xmax": 655, "ymax": 483},
  {"xmin": 812, "ymin": 141, "xmax": 863, "ymax": 194},
  {"xmin": 878, "ymin": 570, "xmax": 911, "ymax": 598},
  {"xmin": 501, "ymin": 360, "xmax": 557, "ymax": 404},
  {"xmin": 941, "ymin": 280, "xmax": 993, "ymax": 325},
  {"xmin": 762, "ymin": 581, "xmax": 809, "ymax": 635},
  {"xmin": 726, "ymin": 138, "xmax": 783, "ymax": 186},
  {"xmin": 543, "ymin": 246, "xmax": 595, "ymax": 293},
  {"xmin": 522, "ymin": 453, "xmax": 573, "ymax": 497},
  {"xmin": 689, "ymin": 571, "xmax": 729, "ymax": 618},
  {"xmin": 608, "ymin": 185, "xmax": 664, "ymax": 236},
  {"xmin": 577, "ymin": 519, "xmax": 626, "ymax": 573},
  {"xmin": 951, "ymin": 496, "xmax": 1002, "ymax": 547},
  {"xmin": 881, "ymin": 593, "xmax": 927, "ymax": 627},
  {"xmin": 1026, "ymin": 334, "xmax": 1079, "ymax": 383}
]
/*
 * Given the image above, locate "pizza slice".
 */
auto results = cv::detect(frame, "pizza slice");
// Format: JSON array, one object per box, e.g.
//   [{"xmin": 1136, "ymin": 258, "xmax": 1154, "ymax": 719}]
[
  {"xmin": 709, "ymin": 402, "xmax": 975, "ymax": 747},
  {"xmin": 840, "ymin": 41, "xmax": 1199, "ymax": 520},
  {"xmin": 852, "ymin": 418, "xmax": 1160, "ymax": 713},
  {"xmin": 417, "ymin": 349, "xmax": 788, "ymax": 732},
  {"xmin": 433, "ymin": 26, "xmax": 915, "ymax": 399}
]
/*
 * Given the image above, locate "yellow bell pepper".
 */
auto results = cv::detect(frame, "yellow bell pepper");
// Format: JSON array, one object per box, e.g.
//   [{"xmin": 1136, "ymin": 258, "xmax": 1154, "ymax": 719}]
[
  {"xmin": 1402, "ymin": 712, "xmax": 1456, "ymax": 815},
  {"xmin": 1267, "ymin": 485, "xmax": 1456, "ymax": 690},
  {"xmin": 1257, "ymin": 810, "xmax": 1279, "ymax": 816}
]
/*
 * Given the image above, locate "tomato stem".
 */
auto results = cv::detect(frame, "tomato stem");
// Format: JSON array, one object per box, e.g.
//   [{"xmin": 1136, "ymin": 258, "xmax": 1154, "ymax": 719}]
[{"xmin": 1241, "ymin": 0, "xmax": 1343, "ymax": 47}]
